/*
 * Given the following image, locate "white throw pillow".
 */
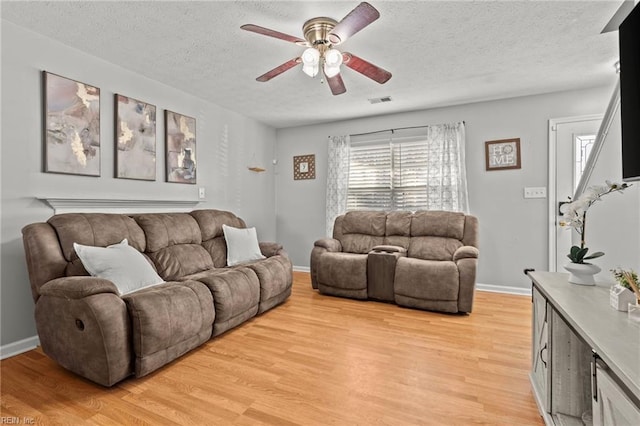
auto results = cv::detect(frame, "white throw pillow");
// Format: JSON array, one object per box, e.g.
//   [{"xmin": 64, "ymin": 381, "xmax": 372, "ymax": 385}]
[
  {"xmin": 73, "ymin": 239, "xmax": 164, "ymax": 295},
  {"xmin": 222, "ymin": 224, "xmax": 266, "ymax": 266}
]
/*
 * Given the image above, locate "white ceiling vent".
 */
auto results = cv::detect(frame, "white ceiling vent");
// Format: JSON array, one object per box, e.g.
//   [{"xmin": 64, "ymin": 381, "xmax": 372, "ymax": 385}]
[{"xmin": 368, "ymin": 96, "xmax": 392, "ymax": 104}]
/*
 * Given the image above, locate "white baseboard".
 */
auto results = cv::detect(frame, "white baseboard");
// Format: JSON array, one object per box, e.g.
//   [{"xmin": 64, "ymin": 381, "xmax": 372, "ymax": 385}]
[
  {"xmin": 293, "ymin": 268, "xmax": 531, "ymax": 296},
  {"xmin": 476, "ymin": 283, "xmax": 532, "ymax": 296},
  {"xmin": 0, "ymin": 335, "xmax": 40, "ymax": 360}
]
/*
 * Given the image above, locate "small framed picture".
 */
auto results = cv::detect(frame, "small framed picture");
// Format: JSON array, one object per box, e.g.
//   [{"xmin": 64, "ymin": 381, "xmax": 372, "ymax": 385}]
[
  {"xmin": 293, "ymin": 154, "xmax": 315, "ymax": 180},
  {"xmin": 485, "ymin": 138, "xmax": 521, "ymax": 171}
]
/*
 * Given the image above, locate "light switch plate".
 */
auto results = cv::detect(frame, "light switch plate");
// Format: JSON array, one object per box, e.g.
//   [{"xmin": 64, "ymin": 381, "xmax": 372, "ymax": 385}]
[
  {"xmin": 524, "ymin": 187, "xmax": 547, "ymax": 199},
  {"xmin": 198, "ymin": 187, "xmax": 206, "ymax": 199}
]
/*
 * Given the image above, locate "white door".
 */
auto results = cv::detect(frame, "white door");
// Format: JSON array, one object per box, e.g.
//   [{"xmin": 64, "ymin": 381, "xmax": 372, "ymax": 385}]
[{"xmin": 549, "ymin": 116, "xmax": 602, "ymax": 272}]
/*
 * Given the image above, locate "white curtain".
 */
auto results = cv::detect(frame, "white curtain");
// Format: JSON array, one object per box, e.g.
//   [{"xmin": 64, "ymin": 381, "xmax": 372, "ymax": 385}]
[
  {"xmin": 326, "ymin": 135, "xmax": 350, "ymax": 236},
  {"xmin": 424, "ymin": 122, "xmax": 469, "ymax": 213}
]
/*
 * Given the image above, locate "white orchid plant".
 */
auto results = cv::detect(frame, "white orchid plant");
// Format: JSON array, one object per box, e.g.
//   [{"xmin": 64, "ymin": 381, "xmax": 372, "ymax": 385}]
[{"xmin": 560, "ymin": 181, "xmax": 631, "ymax": 264}]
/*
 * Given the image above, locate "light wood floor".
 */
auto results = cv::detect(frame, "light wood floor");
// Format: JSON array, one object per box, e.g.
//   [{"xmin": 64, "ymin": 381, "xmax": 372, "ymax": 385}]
[{"xmin": 1, "ymin": 272, "xmax": 543, "ymax": 425}]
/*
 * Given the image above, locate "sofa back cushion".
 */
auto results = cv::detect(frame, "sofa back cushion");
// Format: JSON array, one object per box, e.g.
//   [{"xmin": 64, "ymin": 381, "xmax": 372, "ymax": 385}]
[
  {"xmin": 133, "ymin": 213, "xmax": 213, "ymax": 280},
  {"xmin": 408, "ymin": 211, "xmax": 466, "ymax": 260},
  {"xmin": 334, "ymin": 211, "xmax": 386, "ymax": 254},
  {"xmin": 384, "ymin": 211, "xmax": 412, "ymax": 249},
  {"xmin": 410, "ymin": 211, "xmax": 466, "ymax": 239},
  {"xmin": 48, "ymin": 213, "xmax": 147, "ymax": 277},
  {"xmin": 190, "ymin": 209, "xmax": 248, "ymax": 267}
]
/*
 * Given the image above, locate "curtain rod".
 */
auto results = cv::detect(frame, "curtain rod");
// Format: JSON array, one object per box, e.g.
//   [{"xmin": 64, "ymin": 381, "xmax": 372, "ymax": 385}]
[{"xmin": 333, "ymin": 121, "xmax": 465, "ymax": 138}]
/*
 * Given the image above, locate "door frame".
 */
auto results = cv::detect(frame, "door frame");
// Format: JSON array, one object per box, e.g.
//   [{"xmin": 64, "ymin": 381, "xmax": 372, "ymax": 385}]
[{"xmin": 547, "ymin": 114, "xmax": 603, "ymax": 271}]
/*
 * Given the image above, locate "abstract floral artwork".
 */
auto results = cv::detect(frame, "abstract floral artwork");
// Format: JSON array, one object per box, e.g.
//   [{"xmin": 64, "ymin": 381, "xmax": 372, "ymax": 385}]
[
  {"xmin": 165, "ymin": 110, "xmax": 196, "ymax": 184},
  {"xmin": 115, "ymin": 94, "xmax": 157, "ymax": 180},
  {"xmin": 43, "ymin": 71, "xmax": 100, "ymax": 176}
]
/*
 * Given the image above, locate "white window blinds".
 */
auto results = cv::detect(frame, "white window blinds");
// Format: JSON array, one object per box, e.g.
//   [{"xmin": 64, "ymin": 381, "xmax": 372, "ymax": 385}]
[{"xmin": 346, "ymin": 122, "xmax": 468, "ymax": 213}]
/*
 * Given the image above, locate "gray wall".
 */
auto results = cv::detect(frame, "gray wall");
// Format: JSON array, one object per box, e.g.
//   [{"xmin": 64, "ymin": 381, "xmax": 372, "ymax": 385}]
[
  {"xmin": 582, "ymin": 103, "xmax": 640, "ymax": 278},
  {"xmin": 275, "ymin": 84, "xmax": 615, "ymax": 290},
  {"xmin": 1, "ymin": 21, "xmax": 277, "ymax": 346}
]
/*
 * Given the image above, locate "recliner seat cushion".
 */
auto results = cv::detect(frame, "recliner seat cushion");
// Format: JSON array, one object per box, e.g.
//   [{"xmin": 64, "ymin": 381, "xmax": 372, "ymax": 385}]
[
  {"xmin": 394, "ymin": 257, "xmax": 460, "ymax": 313},
  {"xmin": 192, "ymin": 268, "xmax": 260, "ymax": 336},
  {"xmin": 243, "ymin": 255, "xmax": 293, "ymax": 314},
  {"xmin": 123, "ymin": 281, "xmax": 214, "ymax": 377},
  {"xmin": 317, "ymin": 252, "xmax": 368, "ymax": 299}
]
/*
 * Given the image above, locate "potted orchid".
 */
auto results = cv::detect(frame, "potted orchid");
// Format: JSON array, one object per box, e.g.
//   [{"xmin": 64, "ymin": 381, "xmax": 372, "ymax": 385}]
[{"xmin": 559, "ymin": 181, "xmax": 631, "ymax": 285}]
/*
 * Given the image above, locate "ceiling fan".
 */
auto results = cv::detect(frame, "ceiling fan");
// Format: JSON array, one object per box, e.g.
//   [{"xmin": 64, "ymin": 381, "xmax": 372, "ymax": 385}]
[{"xmin": 241, "ymin": 2, "xmax": 392, "ymax": 95}]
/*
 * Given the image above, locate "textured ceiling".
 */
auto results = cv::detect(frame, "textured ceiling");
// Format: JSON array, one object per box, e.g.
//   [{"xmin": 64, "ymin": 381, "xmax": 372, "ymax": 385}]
[{"xmin": 1, "ymin": 1, "xmax": 622, "ymax": 129}]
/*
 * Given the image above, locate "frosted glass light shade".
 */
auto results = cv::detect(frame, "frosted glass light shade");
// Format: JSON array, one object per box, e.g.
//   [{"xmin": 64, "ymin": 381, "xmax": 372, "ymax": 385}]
[
  {"xmin": 325, "ymin": 48, "xmax": 343, "ymax": 67},
  {"xmin": 302, "ymin": 47, "xmax": 321, "ymax": 77},
  {"xmin": 323, "ymin": 48, "xmax": 343, "ymax": 78},
  {"xmin": 302, "ymin": 64, "xmax": 319, "ymax": 77}
]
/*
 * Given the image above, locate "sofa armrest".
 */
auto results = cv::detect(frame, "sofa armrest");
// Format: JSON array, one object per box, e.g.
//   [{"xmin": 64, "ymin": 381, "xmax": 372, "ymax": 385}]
[
  {"xmin": 453, "ymin": 246, "xmax": 479, "ymax": 262},
  {"xmin": 310, "ymin": 238, "xmax": 342, "ymax": 290},
  {"xmin": 39, "ymin": 276, "xmax": 120, "ymax": 299},
  {"xmin": 314, "ymin": 238, "xmax": 342, "ymax": 252},
  {"xmin": 371, "ymin": 245, "xmax": 407, "ymax": 254},
  {"xmin": 259, "ymin": 241, "xmax": 284, "ymax": 258}
]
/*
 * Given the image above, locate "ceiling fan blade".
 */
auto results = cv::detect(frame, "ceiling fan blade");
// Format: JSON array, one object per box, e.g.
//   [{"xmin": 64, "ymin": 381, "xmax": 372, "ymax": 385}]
[
  {"xmin": 241, "ymin": 24, "xmax": 307, "ymax": 45},
  {"xmin": 342, "ymin": 52, "xmax": 392, "ymax": 84},
  {"xmin": 256, "ymin": 58, "xmax": 301, "ymax": 82},
  {"xmin": 328, "ymin": 2, "xmax": 380, "ymax": 45},
  {"xmin": 324, "ymin": 70, "xmax": 347, "ymax": 96}
]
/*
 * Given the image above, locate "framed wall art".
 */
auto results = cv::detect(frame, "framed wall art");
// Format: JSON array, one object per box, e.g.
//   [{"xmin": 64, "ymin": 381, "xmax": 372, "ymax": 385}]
[
  {"xmin": 115, "ymin": 94, "xmax": 157, "ymax": 180},
  {"xmin": 485, "ymin": 138, "xmax": 521, "ymax": 171},
  {"xmin": 165, "ymin": 110, "xmax": 196, "ymax": 184},
  {"xmin": 293, "ymin": 154, "xmax": 316, "ymax": 180},
  {"xmin": 43, "ymin": 71, "xmax": 100, "ymax": 176}
]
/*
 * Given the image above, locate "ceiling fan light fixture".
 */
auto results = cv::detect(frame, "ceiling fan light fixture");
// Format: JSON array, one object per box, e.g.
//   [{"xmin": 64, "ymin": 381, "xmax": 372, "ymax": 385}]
[
  {"xmin": 324, "ymin": 48, "xmax": 343, "ymax": 68},
  {"xmin": 241, "ymin": 2, "xmax": 390, "ymax": 93},
  {"xmin": 302, "ymin": 47, "xmax": 321, "ymax": 77},
  {"xmin": 302, "ymin": 63, "xmax": 320, "ymax": 78},
  {"xmin": 323, "ymin": 63, "xmax": 341, "ymax": 78},
  {"xmin": 323, "ymin": 48, "xmax": 343, "ymax": 78},
  {"xmin": 302, "ymin": 47, "xmax": 320, "ymax": 66}
]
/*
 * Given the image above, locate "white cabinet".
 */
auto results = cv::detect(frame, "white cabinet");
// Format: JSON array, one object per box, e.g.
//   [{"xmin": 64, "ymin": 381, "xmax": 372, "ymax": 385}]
[
  {"xmin": 593, "ymin": 364, "xmax": 640, "ymax": 426},
  {"xmin": 531, "ymin": 287, "xmax": 550, "ymax": 412},
  {"xmin": 528, "ymin": 272, "xmax": 640, "ymax": 426}
]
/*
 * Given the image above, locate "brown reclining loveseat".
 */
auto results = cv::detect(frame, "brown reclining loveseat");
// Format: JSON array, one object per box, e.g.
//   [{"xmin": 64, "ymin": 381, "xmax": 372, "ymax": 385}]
[{"xmin": 310, "ymin": 210, "xmax": 479, "ymax": 313}]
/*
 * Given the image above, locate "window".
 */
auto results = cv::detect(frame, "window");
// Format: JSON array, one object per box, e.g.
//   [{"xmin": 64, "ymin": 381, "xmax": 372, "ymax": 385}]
[
  {"xmin": 346, "ymin": 123, "xmax": 468, "ymax": 212},
  {"xmin": 574, "ymin": 133, "xmax": 596, "ymax": 193},
  {"xmin": 347, "ymin": 138, "xmax": 430, "ymax": 211}
]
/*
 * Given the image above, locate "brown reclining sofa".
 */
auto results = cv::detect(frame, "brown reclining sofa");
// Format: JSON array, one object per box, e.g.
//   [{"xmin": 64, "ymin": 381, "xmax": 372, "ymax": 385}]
[
  {"xmin": 310, "ymin": 210, "xmax": 479, "ymax": 313},
  {"xmin": 21, "ymin": 209, "xmax": 292, "ymax": 386}
]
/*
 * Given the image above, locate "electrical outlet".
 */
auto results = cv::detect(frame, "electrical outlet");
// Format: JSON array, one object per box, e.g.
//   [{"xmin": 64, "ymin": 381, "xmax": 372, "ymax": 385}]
[
  {"xmin": 524, "ymin": 187, "xmax": 547, "ymax": 199},
  {"xmin": 198, "ymin": 187, "xmax": 206, "ymax": 199}
]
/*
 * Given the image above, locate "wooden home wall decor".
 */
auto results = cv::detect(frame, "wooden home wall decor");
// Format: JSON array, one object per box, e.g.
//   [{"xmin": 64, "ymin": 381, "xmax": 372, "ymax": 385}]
[
  {"xmin": 293, "ymin": 154, "xmax": 316, "ymax": 180},
  {"xmin": 485, "ymin": 138, "xmax": 521, "ymax": 171}
]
